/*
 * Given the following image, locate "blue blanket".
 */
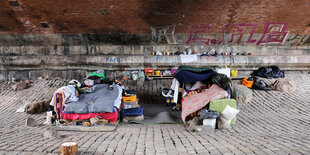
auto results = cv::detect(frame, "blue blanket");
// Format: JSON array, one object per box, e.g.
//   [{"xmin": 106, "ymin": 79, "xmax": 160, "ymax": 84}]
[
  {"xmin": 174, "ymin": 70, "xmax": 216, "ymax": 83},
  {"xmin": 64, "ymin": 84, "xmax": 119, "ymax": 114}
]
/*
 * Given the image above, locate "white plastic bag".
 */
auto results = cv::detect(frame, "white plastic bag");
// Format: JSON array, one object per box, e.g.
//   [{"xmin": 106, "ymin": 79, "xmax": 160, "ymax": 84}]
[{"xmin": 221, "ymin": 105, "xmax": 239, "ymax": 122}]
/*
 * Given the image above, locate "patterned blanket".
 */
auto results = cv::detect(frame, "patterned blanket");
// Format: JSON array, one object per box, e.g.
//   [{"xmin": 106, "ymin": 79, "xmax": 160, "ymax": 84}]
[{"xmin": 182, "ymin": 84, "xmax": 228, "ymax": 122}]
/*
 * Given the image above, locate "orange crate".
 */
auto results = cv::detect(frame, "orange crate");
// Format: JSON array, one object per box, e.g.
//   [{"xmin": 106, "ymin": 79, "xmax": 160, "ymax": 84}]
[
  {"xmin": 144, "ymin": 68, "xmax": 155, "ymax": 76},
  {"xmin": 122, "ymin": 95, "xmax": 137, "ymax": 102}
]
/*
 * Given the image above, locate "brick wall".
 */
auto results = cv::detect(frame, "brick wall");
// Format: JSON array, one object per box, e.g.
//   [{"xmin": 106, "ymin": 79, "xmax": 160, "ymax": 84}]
[
  {"xmin": 0, "ymin": 0, "xmax": 310, "ymax": 80},
  {"xmin": 0, "ymin": 0, "xmax": 309, "ymax": 34}
]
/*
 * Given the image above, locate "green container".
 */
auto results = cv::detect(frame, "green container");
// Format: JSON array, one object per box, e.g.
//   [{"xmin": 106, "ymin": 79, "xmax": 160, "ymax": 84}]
[
  {"xmin": 209, "ymin": 99, "xmax": 237, "ymax": 124},
  {"xmin": 89, "ymin": 72, "xmax": 105, "ymax": 80}
]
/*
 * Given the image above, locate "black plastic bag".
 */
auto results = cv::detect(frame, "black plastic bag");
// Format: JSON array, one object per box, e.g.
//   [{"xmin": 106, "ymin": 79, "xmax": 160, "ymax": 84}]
[
  {"xmin": 211, "ymin": 73, "xmax": 232, "ymax": 91},
  {"xmin": 252, "ymin": 78, "xmax": 273, "ymax": 90},
  {"xmin": 252, "ymin": 66, "xmax": 285, "ymax": 79},
  {"xmin": 199, "ymin": 109, "xmax": 220, "ymax": 120}
]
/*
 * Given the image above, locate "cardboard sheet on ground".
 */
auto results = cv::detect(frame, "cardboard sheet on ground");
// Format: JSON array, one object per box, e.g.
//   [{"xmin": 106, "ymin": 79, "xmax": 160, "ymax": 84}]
[
  {"xmin": 182, "ymin": 84, "xmax": 228, "ymax": 122},
  {"xmin": 55, "ymin": 124, "xmax": 117, "ymax": 132}
]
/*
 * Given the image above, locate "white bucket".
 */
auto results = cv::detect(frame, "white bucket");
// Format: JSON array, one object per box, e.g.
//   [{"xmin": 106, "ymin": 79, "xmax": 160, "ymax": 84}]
[{"xmin": 203, "ymin": 119, "xmax": 216, "ymax": 129}]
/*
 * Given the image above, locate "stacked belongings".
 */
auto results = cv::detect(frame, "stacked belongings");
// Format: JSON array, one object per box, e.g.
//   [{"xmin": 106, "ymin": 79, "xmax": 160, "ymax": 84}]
[
  {"xmin": 120, "ymin": 90, "xmax": 144, "ymax": 122},
  {"xmin": 44, "ymin": 71, "xmax": 123, "ymax": 126},
  {"xmin": 170, "ymin": 66, "xmax": 239, "ymax": 131}
]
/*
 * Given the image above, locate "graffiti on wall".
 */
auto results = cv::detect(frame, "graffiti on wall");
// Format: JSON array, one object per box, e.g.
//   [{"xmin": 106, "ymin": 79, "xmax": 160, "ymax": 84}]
[
  {"xmin": 151, "ymin": 25, "xmax": 182, "ymax": 44},
  {"xmin": 186, "ymin": 22, "xmax": 289, "ymax": 45},
  {"xmin": 256, "ymin": 23, "xmax": 289, "ymax": 45},
  {"xmin": 105, "ymin": 57, "xmax": 120, "ymax": 63}
]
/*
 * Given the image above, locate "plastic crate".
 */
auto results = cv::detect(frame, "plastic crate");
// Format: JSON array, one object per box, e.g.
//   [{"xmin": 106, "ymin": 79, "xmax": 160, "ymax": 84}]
[
  {"xmin": 122, "ymin": 95, "xmax": 137, "ymax": 102},
  {"xmin": 89, "ymin": 72, "xmax": 105, "ymax": 80}
]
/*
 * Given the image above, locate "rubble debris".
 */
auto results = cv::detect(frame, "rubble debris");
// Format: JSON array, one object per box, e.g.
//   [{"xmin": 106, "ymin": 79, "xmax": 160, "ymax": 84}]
[
  {"xmin": 12, "ymin": 81, "xmax": 31, "ymax": 91},
  {"xmin": 186, "ymin": 124, "xmax": 214, "ymax": 133},
  {"xmin": 43, "ymin": 128, "xmax": 59, "ymax": 139},
  {"xmin": 25, "ymin": 117, "xmax": 38, "ymax": 127}
]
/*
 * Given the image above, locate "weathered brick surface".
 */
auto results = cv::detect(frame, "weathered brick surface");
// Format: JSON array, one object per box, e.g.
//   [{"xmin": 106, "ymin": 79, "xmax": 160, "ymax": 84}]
[
  {"xmin": 0, "ymin": 74, "xmax": 309, "ymax": 154},
  {"xmin": 0, "ymin": 0, "xmax": 310, "ymax": 34}
]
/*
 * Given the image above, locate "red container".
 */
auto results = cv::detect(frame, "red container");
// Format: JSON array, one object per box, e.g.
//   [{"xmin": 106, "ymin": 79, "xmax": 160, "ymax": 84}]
[{"xmin": 144, "ymin": 68, "xmax": 155, "ymax": 76}]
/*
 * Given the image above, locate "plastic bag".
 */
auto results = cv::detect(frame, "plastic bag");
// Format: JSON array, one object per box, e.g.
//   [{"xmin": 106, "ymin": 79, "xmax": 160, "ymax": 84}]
[
  {"xmin": 131, "ymin": 71, "xmax": 138, "ymax": 81},
  {"xmin": 273, "ymin": 78, "xmax": 296, "ymax": 92},
  {"xmin": 123, "ymin": 71, "xmax": 131, "ymax": 80},
  {"xmin": 221, "ymin": 105, "xmax": 239, "ymax": 122},
  {"xmin": 137, "ymin": 70, "xmax": 145, "ymax": 87},
  {"xmin": 199, "ymin": 109, "xmax": 220, "ymax": 120},
  {"xmin": 253, "ymin": 78, "xmax": 273, "ymax": 90},
  {"xmin": 217, "ymin": 115, "xmax": 231, "ymax": 129}
]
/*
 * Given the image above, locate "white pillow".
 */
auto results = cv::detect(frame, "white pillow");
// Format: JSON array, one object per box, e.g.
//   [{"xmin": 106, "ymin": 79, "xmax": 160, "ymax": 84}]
[{"xmin": 221, "ymin": 105, "xmax": 239, "ymax": 122}]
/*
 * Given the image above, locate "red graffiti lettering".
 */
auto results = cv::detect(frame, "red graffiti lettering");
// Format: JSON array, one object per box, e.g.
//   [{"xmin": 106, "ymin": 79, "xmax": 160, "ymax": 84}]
[
  {"xmin": 217, "ymin": 23, "xmax": 257, "ymax": 44},
  {"xmin": 256, "ymin": 22, "xmax": 289, "ymax": 45}
]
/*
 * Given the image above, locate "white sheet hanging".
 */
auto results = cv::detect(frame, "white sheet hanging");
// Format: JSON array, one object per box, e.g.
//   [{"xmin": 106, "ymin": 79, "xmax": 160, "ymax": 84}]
[{"xmin": 170, "ymin": 78, "xmax": 180, "ymax": 104}]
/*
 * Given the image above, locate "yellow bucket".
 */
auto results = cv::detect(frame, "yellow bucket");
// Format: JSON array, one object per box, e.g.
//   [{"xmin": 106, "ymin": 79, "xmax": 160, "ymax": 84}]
[
  {"xmin": 155, "ymin": 71, "xmax": 160, "ymax": 75},
  {"xmin": 231, "ymin": 70, "xmax": 238, "ymax": 77}
]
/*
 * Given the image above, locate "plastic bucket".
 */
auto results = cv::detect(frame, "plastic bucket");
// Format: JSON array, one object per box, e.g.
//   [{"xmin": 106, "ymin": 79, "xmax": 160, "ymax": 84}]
[
  {"xmin": 231, "ymin": 70, "xmax": 238, "ymax": 77},
  {"xmin": 155, "ymin": 71, "xmax": 160, "ymax": 75},
  {"xmin": 203, "ymin": 119, "xmax": 216, "ymax": 129}
]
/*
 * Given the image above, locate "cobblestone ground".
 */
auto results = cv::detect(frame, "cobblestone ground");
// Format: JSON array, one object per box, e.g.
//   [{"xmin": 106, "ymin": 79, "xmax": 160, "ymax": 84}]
[{"xmin": 0, "ymin": 74, "xmax": 310, "ymax": 155}]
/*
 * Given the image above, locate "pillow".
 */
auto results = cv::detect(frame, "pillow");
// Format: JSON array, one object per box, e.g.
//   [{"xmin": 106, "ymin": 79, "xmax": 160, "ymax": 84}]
[{"xmin": 221, "ymin": 105, "xmax": 239, "ymax": 123}]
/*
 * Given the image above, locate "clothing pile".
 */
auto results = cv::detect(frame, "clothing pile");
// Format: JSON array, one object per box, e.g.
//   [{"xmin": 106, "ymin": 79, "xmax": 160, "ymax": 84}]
[
  {"xmin": 252, "ymin": 66, "xmax": 285, "ymax": 79},
  {"xmin": 241, "ymin": 66, "xmax": 290, "ymax": 91},
  {"xmin": 120, "ymin": 90, "xmax": 144, "ymax": 122},
  {"xmin": 47, "ymin": 74, "xmax": 122, "ymax": 125}
]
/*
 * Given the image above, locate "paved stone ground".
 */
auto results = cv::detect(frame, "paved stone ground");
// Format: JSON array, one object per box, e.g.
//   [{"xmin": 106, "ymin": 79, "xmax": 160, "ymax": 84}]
[{"xmin": 0, "ymin": 73, "xmax": 310, "ymax": 155}]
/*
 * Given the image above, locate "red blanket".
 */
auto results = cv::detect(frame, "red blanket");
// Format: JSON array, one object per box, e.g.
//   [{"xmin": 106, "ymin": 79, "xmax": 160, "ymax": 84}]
[
  {"xmin": 62, "ymin": 111, "xmax": 118, "ymax": 122},
  {"xmin": 182, "ymin": 84, "xmax": 227, "ymax": 122}
]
